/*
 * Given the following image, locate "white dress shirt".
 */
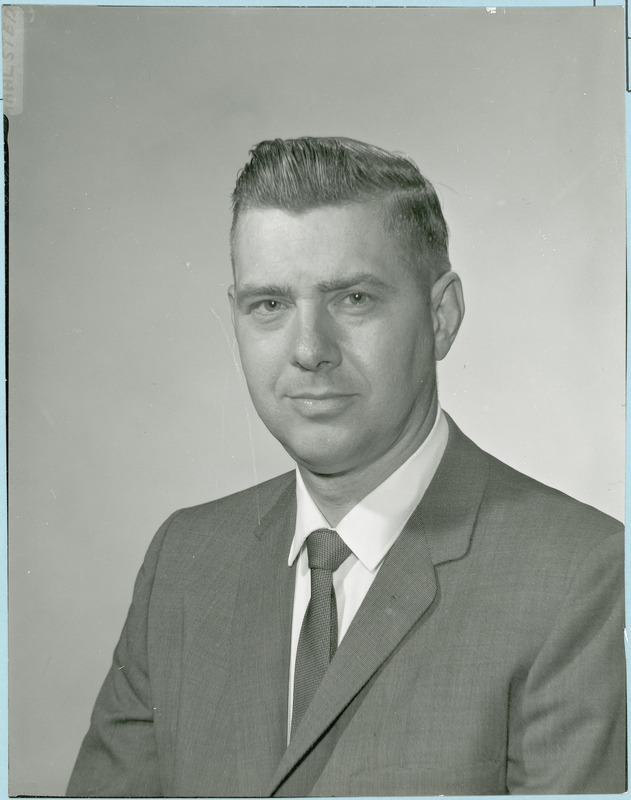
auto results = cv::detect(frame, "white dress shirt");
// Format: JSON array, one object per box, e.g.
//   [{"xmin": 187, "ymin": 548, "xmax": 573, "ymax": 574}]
[{"xmin": 286, "ymin": 407, "xmax": 449, "ymax": 737}]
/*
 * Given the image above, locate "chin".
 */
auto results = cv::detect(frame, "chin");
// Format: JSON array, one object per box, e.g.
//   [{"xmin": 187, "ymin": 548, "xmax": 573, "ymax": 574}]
[
  {"xmin": 285, "ymin": 444, "xmax": 362, "ymax": 477},
  {"xmin": 271, "ymin": 425, "xmax": 369, "ymax": 475}
]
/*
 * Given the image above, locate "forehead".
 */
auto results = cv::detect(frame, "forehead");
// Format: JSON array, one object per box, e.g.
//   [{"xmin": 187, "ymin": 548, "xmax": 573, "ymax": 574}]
[{"xmin": 232, "ymin": 203, "xmax": 410, "ymax": 283}]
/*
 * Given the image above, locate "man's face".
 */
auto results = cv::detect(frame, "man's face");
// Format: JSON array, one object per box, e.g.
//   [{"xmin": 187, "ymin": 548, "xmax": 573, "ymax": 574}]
[{"xmin": 230, "ymin": 203, "xmax": 440, "ymax": 477}]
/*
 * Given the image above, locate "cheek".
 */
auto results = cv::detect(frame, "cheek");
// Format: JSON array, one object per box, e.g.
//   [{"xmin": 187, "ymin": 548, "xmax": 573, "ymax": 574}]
[
  {"xmin": 237, "ymin": 330, "xmax": 277, "ymax": 377},
  {"xmin": 354, "ymin": 326, "xmax": 430, "ymax": 387},
  {"xmin": 237, "ymin": 334, "xmax": 286, "ymax": 417},
  {"xmin": 242, "ymin": 360, "xmax": 275, "ymax": 402}
]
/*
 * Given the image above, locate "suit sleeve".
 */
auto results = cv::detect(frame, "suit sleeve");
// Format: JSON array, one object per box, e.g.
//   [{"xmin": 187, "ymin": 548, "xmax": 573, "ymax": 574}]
[
  {"xmin": 506, "ymin": 527, "xmax": 626, "ymax": 794},
  {"xmin": 66, "ymin": 514, "xmax": 176, "ymax": 798}
]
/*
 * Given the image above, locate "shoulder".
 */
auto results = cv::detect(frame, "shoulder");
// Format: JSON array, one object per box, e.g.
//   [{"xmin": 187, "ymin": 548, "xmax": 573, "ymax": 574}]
[
  {"xmin": 438, "ymin": 419, "xmax": 624, "ymax": 659},
  {"xmin": 143, "ymin": 471, "xmax": 296, "ymax": 579},
  {"xmin": 169, "ymin": 470, "xmax": 295, "ymax": 533},
  {"xmin": 484, "ymin": 445, "xmax": 622, "ymax": 536},
  {"xmin": 450, "ymin": 420, "xmax": 623, "ymax": 572}
]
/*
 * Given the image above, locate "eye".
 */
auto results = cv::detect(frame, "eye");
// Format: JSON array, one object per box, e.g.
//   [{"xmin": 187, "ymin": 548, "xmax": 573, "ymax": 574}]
[
  {"xmin": 251, "ymin": 299, "xmax": 284, "ymax": 315},
  {"xmin": 341, "ymin": 291, "xmax": 372, "ymax": 307}
]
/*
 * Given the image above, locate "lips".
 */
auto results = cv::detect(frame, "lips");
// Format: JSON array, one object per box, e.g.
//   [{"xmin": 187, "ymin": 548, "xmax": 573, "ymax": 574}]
[
  {"xmin": 289, "ymin": 393, "xmax": 350, "ymax": 401},
  {"xmin": 287, "ymin": 393, "xmax": 356, "ymax": 415}
]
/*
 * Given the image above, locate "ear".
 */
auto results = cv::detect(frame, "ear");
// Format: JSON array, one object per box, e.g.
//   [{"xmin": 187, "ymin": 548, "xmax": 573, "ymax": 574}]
[
  {"xmin": 227, "ymin": 285, "xmax": 236, "ymax": 328},
  {"xmin": 430, "ymin": 271, "xmax": 465, "ymax": 361}
]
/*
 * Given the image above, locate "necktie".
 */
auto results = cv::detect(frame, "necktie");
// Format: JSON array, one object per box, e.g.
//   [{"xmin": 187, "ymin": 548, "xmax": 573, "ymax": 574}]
[{"xmin": 291, "ymin": 528, "xmax": 352, "ymax": 738}]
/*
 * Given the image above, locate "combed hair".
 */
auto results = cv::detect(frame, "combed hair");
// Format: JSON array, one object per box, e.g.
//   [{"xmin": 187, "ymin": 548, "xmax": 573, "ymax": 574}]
[{"xmin": 230, "ymin": 136, "xmax": 451, "ymax": 286}]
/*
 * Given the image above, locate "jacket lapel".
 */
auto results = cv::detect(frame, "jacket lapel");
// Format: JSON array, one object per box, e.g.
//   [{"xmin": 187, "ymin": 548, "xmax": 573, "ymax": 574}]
[
  {"xmin": 230, "ymin": 481, "xmax": 298, "ymax": 796},
  {"xmin": 268, "ymin": 417, "xmax": 490, "ymax": 795}
]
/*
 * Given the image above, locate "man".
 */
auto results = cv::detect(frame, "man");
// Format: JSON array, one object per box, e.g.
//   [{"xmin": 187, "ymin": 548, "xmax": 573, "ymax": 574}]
[{"xmin": 67, "ymin": 137, "xmax": 625, "ymax": 796}]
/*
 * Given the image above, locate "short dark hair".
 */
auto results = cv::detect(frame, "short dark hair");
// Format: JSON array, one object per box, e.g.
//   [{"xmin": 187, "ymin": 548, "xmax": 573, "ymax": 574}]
[{"xmin": 230, "ymin": 136, "xmax": 451, "ymax": 286}]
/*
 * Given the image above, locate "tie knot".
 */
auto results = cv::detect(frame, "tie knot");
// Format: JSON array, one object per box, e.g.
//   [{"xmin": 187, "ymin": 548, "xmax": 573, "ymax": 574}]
[{"xmin": 306, "ymin": 528, "xmax": 352, "ymax": 572}]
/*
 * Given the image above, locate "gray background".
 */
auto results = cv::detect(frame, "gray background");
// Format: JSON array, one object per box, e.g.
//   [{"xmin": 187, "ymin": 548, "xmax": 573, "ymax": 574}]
[{"xmin": 7, "ymin": 6, "xmax": 625, "ymax": 795}]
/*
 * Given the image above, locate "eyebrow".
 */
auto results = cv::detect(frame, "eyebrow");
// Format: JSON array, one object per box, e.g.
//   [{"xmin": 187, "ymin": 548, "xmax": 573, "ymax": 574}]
[
  {"xmin": 316, "ymin": 273, "xmax": 396, "ymax": 294},
  {"xmin": 234, "ymin": 283, "xmax": 292, "ymax": 304},
  {"xmin": 234, "ymin": 273, "xmax": 396, "ymax": 303}
]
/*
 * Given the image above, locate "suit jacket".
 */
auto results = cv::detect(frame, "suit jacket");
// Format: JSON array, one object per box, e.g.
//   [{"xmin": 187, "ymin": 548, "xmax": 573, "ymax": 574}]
[{"xmin": 67, "ymin": 418, "xmax": 626, "ymax": 796}]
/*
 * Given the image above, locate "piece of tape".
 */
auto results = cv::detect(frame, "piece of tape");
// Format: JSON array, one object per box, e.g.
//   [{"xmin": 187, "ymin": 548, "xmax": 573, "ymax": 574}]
[{"xmin": 3, "ymin": 6, "xmax": 25, "ymax": 117}]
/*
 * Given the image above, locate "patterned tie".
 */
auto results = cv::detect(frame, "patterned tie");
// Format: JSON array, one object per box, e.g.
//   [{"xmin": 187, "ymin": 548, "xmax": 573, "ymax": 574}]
[{"xmin": 291, "ymin": 528, "xmax": 352, "ymax": 738}]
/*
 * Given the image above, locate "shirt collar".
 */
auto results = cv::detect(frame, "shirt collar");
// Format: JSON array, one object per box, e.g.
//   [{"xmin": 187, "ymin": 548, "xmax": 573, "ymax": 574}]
[{"xmin": 288, "ymin": 407, "xmax": 449, "ymax": 571}]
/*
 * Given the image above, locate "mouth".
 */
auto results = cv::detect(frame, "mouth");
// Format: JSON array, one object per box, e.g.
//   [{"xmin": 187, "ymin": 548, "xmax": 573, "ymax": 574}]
[
  {"xmin": 287, "ymin": 393, "xmax": 356, "ymax": 414},
  {"xmin": 290, "ymin": 393, "xmax": 350, "ymax": 401}
]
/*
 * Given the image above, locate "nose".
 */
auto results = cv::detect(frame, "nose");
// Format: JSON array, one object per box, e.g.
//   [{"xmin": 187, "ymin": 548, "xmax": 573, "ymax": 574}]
[{"xmin": 291, "ymin": 307, "xmax": 341, "ymax": 372}]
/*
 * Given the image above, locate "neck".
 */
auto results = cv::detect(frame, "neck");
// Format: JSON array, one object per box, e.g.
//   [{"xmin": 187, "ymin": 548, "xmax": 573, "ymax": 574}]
[{"xmin": 298, "ymin": 394, "xmax": 439, "ymax": 527}]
